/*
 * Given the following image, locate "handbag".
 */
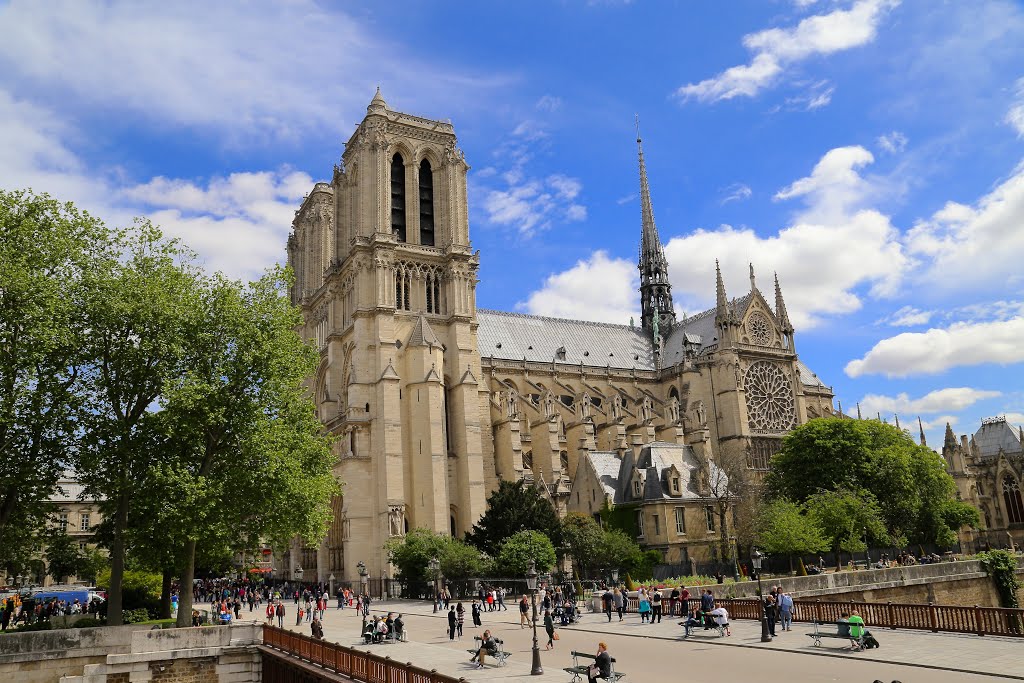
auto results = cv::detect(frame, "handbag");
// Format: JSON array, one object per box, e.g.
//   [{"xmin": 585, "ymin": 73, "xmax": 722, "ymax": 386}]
[
  {"xmin": 552, "ymin": 631, "xmax": 560, "ymax": 640},
  {"xmin": 588, "ymin": 665, "xmax": 599, "ymax": 677}
]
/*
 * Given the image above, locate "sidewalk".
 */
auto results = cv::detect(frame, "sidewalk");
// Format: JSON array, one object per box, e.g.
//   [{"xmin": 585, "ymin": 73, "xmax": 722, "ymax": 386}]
[{"xmin": 220, "ymin": 599, "xmax": 1022, "ymax": 681}]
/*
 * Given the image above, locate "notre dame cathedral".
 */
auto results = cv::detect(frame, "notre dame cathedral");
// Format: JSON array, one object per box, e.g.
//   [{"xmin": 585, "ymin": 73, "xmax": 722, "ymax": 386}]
[{"xmin": 283, "ymin": 90, "xmax": 836, "ymax": 583}]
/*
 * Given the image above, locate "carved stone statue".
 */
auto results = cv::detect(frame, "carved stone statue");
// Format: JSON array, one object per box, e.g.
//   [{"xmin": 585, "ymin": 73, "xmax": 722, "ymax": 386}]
[
  {"xmin": 695, "ymin": 400, "xmax": 707, "ymax": 428},
  {"xmin": 578, "ymin": 392, "xmax": 592, "ymax": 421},
  {"xmin": 507, "ymin": 388, "xmax": 519, "ymax": 420},
  {"xmin": 388, "ymin": 506, "xmax": 405, "ymax": 537},
  {"xmin": 611, "ymin": 394, "xmax": 623, "ymax": 421}
]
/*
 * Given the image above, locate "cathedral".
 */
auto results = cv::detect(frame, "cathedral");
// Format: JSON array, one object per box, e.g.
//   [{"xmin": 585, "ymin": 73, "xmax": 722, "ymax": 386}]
[{"xmin": 284, "ymin": 90, "xmax": 836, "ymax": 583}]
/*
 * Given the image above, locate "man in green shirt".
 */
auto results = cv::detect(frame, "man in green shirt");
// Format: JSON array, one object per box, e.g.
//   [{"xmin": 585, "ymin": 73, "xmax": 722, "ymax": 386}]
[{"xmin": 847, "ymin": 611, "xmax": 865, "ymax": 650}]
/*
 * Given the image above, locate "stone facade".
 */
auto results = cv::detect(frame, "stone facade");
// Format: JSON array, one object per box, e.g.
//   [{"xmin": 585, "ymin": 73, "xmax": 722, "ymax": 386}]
[
  {"xmin": 285, "ymin": 90, "xmax": 835, "ymax": 582},
  {"xmin": 941, "ymin": 417, "xmax": 1024, "ymax": 550},
  {"xmin": 38, "ymin": 477, "xmax": 104, "ymax": 585}
]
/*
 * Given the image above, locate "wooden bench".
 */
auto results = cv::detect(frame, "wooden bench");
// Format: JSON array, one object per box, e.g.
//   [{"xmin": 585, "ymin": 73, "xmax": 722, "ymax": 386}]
[
  {"xmin": 466, "ymin": 636, "xmax": 510, "ymax": 666},
  {"xmin": 564, "ymin": 650, "xmax": 624, "ymax": 683},
  {"xmin": 806, "ymin": 621, "xmax": 865, "ymax": 651}
]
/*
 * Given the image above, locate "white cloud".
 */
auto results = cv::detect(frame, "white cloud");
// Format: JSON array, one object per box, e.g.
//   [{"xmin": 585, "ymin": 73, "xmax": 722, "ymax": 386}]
[
  {"xmin": 1004, "ymin": 77, "xmax": 1024, "ymax": 137},
  {"xmin": 879, "ymin": 305, "xmax": 933, "ymax": 327},
  {"xmin": 905, "ymin": 161, "xmax": 1024, "ymax": 292},
  {"xmin": 919, "ymin": 415, "xmax": 958, "ymax": 431},
  {"xmin": 859, "ymin": 387, "xmax": 1002, "ymax": 417},
  {"xmin": 616, "ymin": 194, "xmax": 637, "ymax": 205},
  {"xmin": 0, "ymin": 1, "xmax": 507, "ymax": 141},
  {"xmin": 476, "ymin": 124, "xmax": 587, "ymax": 236},
  {"xmin": 721, "ymin": 183, "xmax": 753, "ymax": 204},
  {"xmin": 536, "ymin": 95, "xmax": 563, "ymax": 112},
  {"xmin": 518, "ymin": 251, "xmax": 637, "ymax": 324},
  {"xmin": 845, "ymin": 316, "xmax": 1024, "ymax": 377},
  {"xmin": 774, "ymin": 145, "xmax": 876, "ymax": 217},
  {"xmin": 677, "ymin": 0, "xmax": 898, "ymax": 103},
  {"xmin": 877, "ymin": 131, "xmax": 908, "ymax": 153}
]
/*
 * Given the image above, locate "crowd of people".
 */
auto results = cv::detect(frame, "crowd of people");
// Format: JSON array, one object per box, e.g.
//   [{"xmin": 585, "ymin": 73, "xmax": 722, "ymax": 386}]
[{"xmin": 1, "ymin": 594, "xmax": 103, "ymax": 630}]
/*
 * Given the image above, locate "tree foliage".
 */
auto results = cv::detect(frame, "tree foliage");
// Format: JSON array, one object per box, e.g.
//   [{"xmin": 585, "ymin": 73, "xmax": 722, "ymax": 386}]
[
  {"xmin": 766, "ymin": 418, "xmax": 974, "ymax": 547},
  {"xmin": 496, "ymin": 529, "xmax": 557, "ymax": 576},
  {"xmin": 805, "ymin": 489, "xmax": 888, "ymax": 568},
  {"xmin": 754, "ymin": 498, "xmax": 828, "ymax": 564},
  {"xmin": 465, "ymin": 480, "xmax": 561, "ymax": 554},
  {"xmin": 44, "ymin": 530, "xmax": 83, "ymax": 583},
  {"xmin": 386, "ymin": 528, "xmax": 486, "ymax": 588},
  {"xmin": 561, "ymin": 512, "xmax": 603, "ymax": 574},
  {"xmin": 0, "ymin": 190, "xmax": 113, "ymax": 573}
]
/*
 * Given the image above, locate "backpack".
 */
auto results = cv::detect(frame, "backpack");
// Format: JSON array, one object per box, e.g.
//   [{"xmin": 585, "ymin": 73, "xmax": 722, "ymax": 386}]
[{"xmin": 863, "ymin": 632, "xmax": 880, "ymax": 649}]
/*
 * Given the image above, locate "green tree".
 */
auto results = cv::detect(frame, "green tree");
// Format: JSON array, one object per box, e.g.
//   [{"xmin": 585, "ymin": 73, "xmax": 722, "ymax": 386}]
[
  {"xmin": 766, "ymin": 418, "xmax": 975, "ymax": 546},
  {"xmin": 496, "ymin": 530, "xmax": 557, "ymax": 576},
  {"xmin": 805, "ymin": 489, "xmax": 888, "ymax": 570},
  {"xmin": 561, "ymin": 512, "xmax": 603, "ymax": 577},
  {"xmin": 595, "ymin": 528, "xmax": 648, "ymax": 577},
  {"xmin": 77, "ymin": 547, "xmax": 108, "ymax": 585},
  {"xmin": 155, "ymin": 269, "xmax": 338, "ymax": 626},
  {"xmin": 465, "ymin": 480, "xmax": 561, "ymax": 554},
  {"xmin": 0, "ymin": 190, "xmax": 113, "ymax": 572},
  {"xmin": 44, "ymin": 529, "xmax": 82, "ymax": 583},
  {"xmin": 439, "ymin": 539, "xmax": 487, "ymax": 581},
  {"xmin": 754, "ymin": 499, "xmax": 829, "ymax": 572},
  {"xmin": 74, "ymin": 221, "xmax": 206, "ymax": 625},
  {"xmin": 386, "ymin": 528, "xmax": 451, "ymax": 590}
]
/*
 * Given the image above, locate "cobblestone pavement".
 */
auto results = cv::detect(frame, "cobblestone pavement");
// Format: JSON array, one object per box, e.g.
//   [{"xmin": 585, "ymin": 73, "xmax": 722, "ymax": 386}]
[{"xmin": 219, "ymin": 599, "xmax": 1023, "ymax": 681}]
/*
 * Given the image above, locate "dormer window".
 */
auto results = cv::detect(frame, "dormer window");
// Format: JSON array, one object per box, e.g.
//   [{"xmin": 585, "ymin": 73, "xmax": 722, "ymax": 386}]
[
  {"xmin": 672, "ymin": 477, "xmax": 680, "ymax": 492},
  {"xmin": 633, "ymin": 480, "xmax": 642, "ymax": 497}
]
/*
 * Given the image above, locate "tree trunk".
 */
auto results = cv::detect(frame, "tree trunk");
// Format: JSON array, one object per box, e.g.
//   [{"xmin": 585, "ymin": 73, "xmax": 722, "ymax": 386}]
[
  {"xmin": 176, "ymin": 539, "xmax": 197, "ymax": 628},
  {"xmin": 105, "ymin": 493, "xmax": 130, "ymax": 625},
  {"xmin": 160, "ymin": 568, "xmax": 172, "ymax": 619}
]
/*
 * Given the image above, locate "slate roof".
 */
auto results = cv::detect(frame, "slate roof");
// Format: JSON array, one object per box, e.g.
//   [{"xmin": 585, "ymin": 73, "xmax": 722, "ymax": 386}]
[
  {"xmin": 797, "ymin": 360, "xmax": 827, "ymax": 388},
  {"xmin": 587, "ymin": 451, "xmax": 623, "ymax": 500},
  {"xmin": 47, "ymin": 478, "xmax": 101, "ymax": 504},
  {"xmin": 581, "ymin": 442, "xmax": 728, "ymax": 506},
  {"xmin": 973, "ymin": 418, "xmax": 1023, "ymax": 459},
  {"xmin": 476, "ymin": 309, "xmax": 656, "ymax": 370}
]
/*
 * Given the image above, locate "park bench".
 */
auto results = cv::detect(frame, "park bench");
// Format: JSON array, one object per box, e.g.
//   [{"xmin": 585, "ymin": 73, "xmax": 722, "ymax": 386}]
[
  {"xmin": 678, "ymin": 615, "xmax": 726, "ymax": 639},
  {"xmin": 806, "ymin": 621, "xmax": 865, "ymax": 651},
  {"xmin": 466, "ymin": 635, "xmax": 510, "ymax": 666},
  {"xmin": 564, "ymin": 650, "xmax": 624, "ymax": 683}
]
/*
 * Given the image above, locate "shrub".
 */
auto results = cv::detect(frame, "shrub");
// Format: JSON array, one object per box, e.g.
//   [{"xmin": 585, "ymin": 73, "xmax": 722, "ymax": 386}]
[
  {"xmin": 71, "ymin": 617, "xmax": 104, "ymax": 629},
  {"xmin": 123, "ymin": 608, "xmax": 153, "ymax": 624}
]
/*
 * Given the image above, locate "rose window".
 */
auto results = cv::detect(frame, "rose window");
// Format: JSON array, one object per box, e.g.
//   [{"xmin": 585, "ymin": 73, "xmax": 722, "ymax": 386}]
[
  {"xmin": 746, "ymin": 312, "xmax": 772, "ymax": 346},
  {"xmin": 744, "ymin": 361, "xmax": 795, "ymax": 431}
]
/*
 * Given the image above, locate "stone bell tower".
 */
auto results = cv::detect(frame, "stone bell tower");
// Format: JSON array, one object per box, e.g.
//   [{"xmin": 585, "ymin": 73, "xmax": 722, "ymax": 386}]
[{"xmin": 287, "ymin": 89, "xmax": 489, "ymax": 582}]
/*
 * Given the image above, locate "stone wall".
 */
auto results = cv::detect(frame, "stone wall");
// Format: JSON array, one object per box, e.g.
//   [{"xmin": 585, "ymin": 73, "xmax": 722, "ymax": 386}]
[{"xmin": 0, "ymin": 622, "xmax": 263, "ymax": 683}]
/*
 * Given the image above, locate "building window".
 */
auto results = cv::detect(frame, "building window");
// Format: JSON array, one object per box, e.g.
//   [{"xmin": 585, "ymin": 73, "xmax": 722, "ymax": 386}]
[
  {"xmin": 674, "ymin": 507, "xmax": 686, "ymax": 534},
  {"xmin": 57, "ymin": 512, "xmax": 68, "ymax": 533},
  {"xmin": 636, "ymin": 510, "xmax": 644, "ymax": 537},
  {"xmin": 80, "ymin": 513, "xmax": 91, "ymax": 532},
  {"xmin": 672, "ymin": 477, "xmax": 680, "ymax": 493},
  {"xmin": 390, "ymin": 154, "xmax": 406, "ymax": 242},
  {"xmin": 705, "ymin": 507, "xmax": 715, "ymax": 533},
  {"xmin": 653, "ymin": 514, "xmax": 660, "ymax": 536},
  {"xmin": 425, "ymin": 271, "xmax": 442, "ymax": 314},
  {"xmin": 1003, "ymin": 476, "xmax": 1024, "ymax": 525},
  {"xmin": 560, "ymin": 451, "xmax": 569, "ymax": 471},
  {"xmin": 522, "ymin": 451, "xmax": 533, "ymax": 472},
  {"xmin": 78, "ymin": 541, "xmax": 87, "ymax": 552},
  {"xmin": 419, "ymin": 159, "xmax": 434, "ymax": 246},
  {"xmin": 748, "ymin": 437, "xmax": 782, "ymax": 470},
  {"xmin": 633, "ymin": 480, "xmax": 642, "ymax": 497}
]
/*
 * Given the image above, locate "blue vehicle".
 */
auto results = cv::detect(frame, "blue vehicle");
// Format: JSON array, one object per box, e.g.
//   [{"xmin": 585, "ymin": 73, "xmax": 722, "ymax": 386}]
[{"xmin": 31, "ymin": 589, "xmax": 91, "ymax": 605}]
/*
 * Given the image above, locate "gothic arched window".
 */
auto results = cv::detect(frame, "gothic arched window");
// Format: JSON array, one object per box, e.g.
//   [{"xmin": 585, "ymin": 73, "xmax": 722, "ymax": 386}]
[
  {"xmin": 419, "ymin": 159, "xmax": 435, "ymax": 246},
  {"xmin": 390, "ymin": 153, "xmax": 406, "ymax": 242},
  {"xmin": 1003, "ymin": 476, "xmax": 1024, "ymax": 525}
]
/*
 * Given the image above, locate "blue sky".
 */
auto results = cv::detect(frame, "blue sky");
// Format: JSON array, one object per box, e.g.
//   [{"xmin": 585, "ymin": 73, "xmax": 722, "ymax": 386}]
[{"xmin": 1, "ymin": 0, "xmax": 1023, "ymax": 447}]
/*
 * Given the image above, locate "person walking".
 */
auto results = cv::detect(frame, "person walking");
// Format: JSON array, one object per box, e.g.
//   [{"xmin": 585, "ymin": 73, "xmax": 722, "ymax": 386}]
[
  {"xmin": 275, "ymin": 602, "xmax": 285, "ymax": 628},
  {"xmin": 613, "ymin": 588, "xmax": 624, "ymax": 622},
  {"xmin": 447, "ymin": 606, "xmax": 457, "ymax": 641},
  {"xmin": 456, "ymin": 602, "xmax": 465, "ymax": 638},
  {"xmin": 497, "ymin": 587, "xmax": 507, "ymax": 611},
  {"xmin": 763, "ymin": 590, "xmax": 778, "ymax": 637},
  {"xmin": 638, "ymin": 591, "xmax": 651, "ymax": 623},
  {"xmin": 519, "ymin": 595, "xmax": 530, "ymax": 628},
  {"xmin": 543, "ymin": 609, "xmax": 555, "ymax": 651},
  {"xmin": 651, "ymin": 589, "xmax": 662, "ymax": 624},
  {"xmin": 669, "ymin": 587, "xmax": 679, "ymax": 617},
  {"xmin": 602, "ymin": 588, "xmax": 613, "ymax": 622},
  {"xmin": 471, "ymin": 599, "xmax": 482, "ymax": 627},
  {"xmin": 778, "ymin": 590, "xmax": 794, "ymax": 631}
]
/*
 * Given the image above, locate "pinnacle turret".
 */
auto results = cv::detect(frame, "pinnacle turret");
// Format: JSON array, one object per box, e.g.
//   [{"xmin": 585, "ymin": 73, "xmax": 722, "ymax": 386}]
[
  {"xmin": 715, "ymin": 260, "xmax": 728, "ymax": 321},
  {"xmin": 774, "ymin": 273, "xmax": 794, "ymax": 333},
  {"xmin": 944, "ymin": 422, "xmax": 957, "ymax": 449},
  {"xmin": 635, "ymin": 117, "xmax": 676, "ymax": 335},
  {"xmin": 918, "ymin": 417, "xmax": 927, "ymax": 446}
]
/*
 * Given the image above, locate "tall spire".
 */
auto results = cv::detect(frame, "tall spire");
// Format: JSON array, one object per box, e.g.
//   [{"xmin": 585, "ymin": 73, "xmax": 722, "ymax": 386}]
[
  {"xmin": 856, "ymin": 402, "xmax": 862, "ymax": 419},
  {"xmin": 918, "ymin": 416, "xmax": 927, "ymax": 446},
  {"xmin": 774, "ymin": 273, "xmax": 794, "ymax": 332},
  {"xmin": 715, "ymin": 260, "xmax": 728, "ymax": 320},
  {"xmin": 635, "ymin": 115, "xmax": 676, "ymax": 334},
  {"xmin": 944, "ymin": 422, "xmax": 957, "ymax": 449}
]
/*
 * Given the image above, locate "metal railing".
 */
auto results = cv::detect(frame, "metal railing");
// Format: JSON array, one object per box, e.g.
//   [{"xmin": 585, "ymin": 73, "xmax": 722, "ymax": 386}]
[
  {"xmin": 618, "ymin": 596, "xmax": 1024, "ymax": 637},
  {"xmin": 261, "ymin": 624, "xmax": 467, "ymax": 683}
]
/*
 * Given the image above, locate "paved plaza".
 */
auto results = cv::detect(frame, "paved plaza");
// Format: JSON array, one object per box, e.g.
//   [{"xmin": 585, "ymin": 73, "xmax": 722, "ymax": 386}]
[{"xmin": 223, "ymin": 598, "xmax": 1024, "ymax": 682}]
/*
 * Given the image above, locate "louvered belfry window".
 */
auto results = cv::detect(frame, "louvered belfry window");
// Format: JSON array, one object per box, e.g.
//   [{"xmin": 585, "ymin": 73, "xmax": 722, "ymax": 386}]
[{"xmin": 391, "ymin": 153, "xmax": 406, "ymax": 242}]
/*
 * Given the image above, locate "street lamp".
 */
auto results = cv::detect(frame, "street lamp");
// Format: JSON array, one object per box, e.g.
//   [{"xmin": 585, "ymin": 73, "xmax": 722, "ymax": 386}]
[
  {"xmin": 427, "ymin": 557, "xmax": 440, "ymax": 613},
  {"xmin": 864, "ymin": 526, "xmax": 870, "ymax": 568},
  {"xmin": 526, "ymin": 559, "xmax": 543, "ymax": 675},
  {"xmin": 357, "ymin": 561, "xmax": 368, "ymax": 633},
  {"xmin": 381, "ymin": 573, "xmax": 387, "ymax": 601},
  {"xmin": 751, "ymin": 548, "xmax": 772, "ymax": 643}
]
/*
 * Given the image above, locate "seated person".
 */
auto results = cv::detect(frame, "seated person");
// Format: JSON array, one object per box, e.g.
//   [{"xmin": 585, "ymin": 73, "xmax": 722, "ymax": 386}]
[
  {"xmin": 836, "ymin": 611, "xmax": 852, "ymax": 638},
  {"xmin": 708, "ymin": 606, "xmax": 731, "ymax": 636},
  {"xmin": 847, "ymin": 610, "xmax": 866, "ymax": 650},
  {"xmin": 374, "ymin": 617, "xmax": 389, "ymax": 643},
  {"xmin": 588, "ymin": 642, "xmax": 611, "ymax": 683},
  {"xmin": 471, "ymin": 629, "xmax": 498, "ymax": 668},
  {"xmin": 385, "ymin": 613, "xmax": 395, "ymax": 635},
  {"xmin": 679, "ymin": 607, "xmax": 703, "ymax": 637},
  {"xmin": 393, "ymin": 614, "xmax": 405, "ymax": 640},
  {"xmin": 362, "ymin": 620, "xmax": 376, "ymax": 644}
]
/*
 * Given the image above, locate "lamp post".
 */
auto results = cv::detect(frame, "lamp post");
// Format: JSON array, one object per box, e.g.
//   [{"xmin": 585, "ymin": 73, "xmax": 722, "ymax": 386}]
[
  {"xmin": 381, "ymin": 573, "xmax": 387, "ymax": 601},
  {"xmin": 428, "ymin": 557, "xmax": 440, "ymax": 613},
  {"xmin": 526, "ymin": 559, "xmax": 543, "ymax": 675},
  {"xmin": 864, "ymin": 526, "xmax": 870, "ymax": 568},
  {"xmin": 357, "ymin": 561, "xmax": 368, "ymax": 634},
  {"xmin": 751, "ymin": 548, "xmax": 772, "ymax": 642},
  {"xmin": 294, "ymin": 566, "xmax": 304, "ymax": 587},
  {"xmin": 328, "ymin": 573, "xmax": 335, "ymax": 598}
]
